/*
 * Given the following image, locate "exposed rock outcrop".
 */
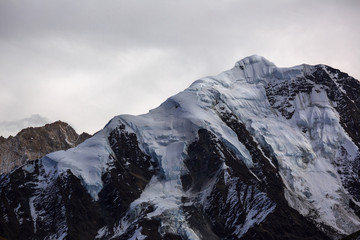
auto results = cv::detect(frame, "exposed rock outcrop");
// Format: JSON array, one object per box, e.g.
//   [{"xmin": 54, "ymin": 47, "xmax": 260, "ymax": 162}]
[{"xmin": 0, "ymin": 121, "xmax": 91, "ymax": 174}]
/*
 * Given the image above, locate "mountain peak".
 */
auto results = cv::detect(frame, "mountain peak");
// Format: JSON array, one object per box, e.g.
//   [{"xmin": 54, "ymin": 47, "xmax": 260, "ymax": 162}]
[
  {"xmin": 230, "ymin": 55, "xmax": 277, "ymax": 82},
  {"xmin": 235, "ymin": 54, "xmax": 275, "ymax": 68}
]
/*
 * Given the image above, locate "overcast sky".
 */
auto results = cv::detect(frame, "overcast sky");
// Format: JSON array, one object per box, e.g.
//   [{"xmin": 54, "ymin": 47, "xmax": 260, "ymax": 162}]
[{"xmin": 1, "ymin": 0, "xmax": 359, "ymax": 137}]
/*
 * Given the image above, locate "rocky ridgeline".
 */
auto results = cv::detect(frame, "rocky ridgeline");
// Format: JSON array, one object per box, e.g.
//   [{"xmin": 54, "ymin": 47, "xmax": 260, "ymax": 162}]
[{"xmin": 0, "ymin": 121, "xmax": 91, "ymax": 174}]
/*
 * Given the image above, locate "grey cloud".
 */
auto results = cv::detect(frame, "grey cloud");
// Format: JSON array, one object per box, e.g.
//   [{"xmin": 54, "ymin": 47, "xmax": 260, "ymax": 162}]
[
  {"xmin": 0, "ymin": 114, "xmax": 50, "ymax": 138},
  {"xmin": 0, "ymin": 0, "xmax": 359, "ymax": 135}
]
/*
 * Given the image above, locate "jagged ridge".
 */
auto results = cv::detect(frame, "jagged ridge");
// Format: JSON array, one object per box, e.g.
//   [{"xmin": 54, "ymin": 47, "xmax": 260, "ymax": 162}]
[{"xmin": 0, "ymin": 121, "xmax": 91, "ymax": 174}]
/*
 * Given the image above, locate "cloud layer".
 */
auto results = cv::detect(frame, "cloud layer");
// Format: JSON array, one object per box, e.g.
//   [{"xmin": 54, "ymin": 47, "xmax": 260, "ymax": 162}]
[
  {"xmin": 1, "ymin": 0, "xmax": 359, "ymax": 136},
  {"xmin": 0, "ymin": 114, "xmax": 50, "ymax": 138}
]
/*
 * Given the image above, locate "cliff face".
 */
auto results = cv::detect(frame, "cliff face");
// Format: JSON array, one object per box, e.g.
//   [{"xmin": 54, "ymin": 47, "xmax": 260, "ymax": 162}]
[{"xmin": 0, "ymin": 121, "xmax": 91, "ymax": 174}]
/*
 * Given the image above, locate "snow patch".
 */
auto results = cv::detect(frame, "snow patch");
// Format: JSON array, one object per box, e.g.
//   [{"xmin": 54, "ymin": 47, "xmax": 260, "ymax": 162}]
[
  {"xmin": 43, "ymin": 130, "xmax": 113, "ymax": 200},
  {"xmin": 23, "ymin": 162, "xmax": 35, "ymax": 173},
  {"xmin": 128, "ymin": 227, "xmax": 146, "ymax": 240},
  {"xmin": 29, "ymin": 197, "xmax": 37, "ymax": 232}
]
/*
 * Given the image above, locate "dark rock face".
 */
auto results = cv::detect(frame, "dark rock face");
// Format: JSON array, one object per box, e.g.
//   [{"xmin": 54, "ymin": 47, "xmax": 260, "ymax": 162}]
[
  {"xmin": 0, "ymin": 121, "xmax": 91, "ymax": 174},
  {"xmin": 265, "ymin": 76, "xmax": 313, "ymax": 119},
  {"xmin": 98, "ymin": 124, "xmax": 158, "ymax": 231},
  {"xmin": 342, "ymin": 230, "xmax": 360, "ymax": 240},
  {"xmin": 309, "ymin": 66, "xmax": 360, "ymax": 148},
  {"xmin": 0, "ymin": 160, "xmax": 73, "ymax": 239},
  {"xmin": 182, "ymin": 129, "xmax": 224, "ymax": 192},
  {"xmin": 0, "ymin": 126, "xmax": 157, "ymax": 240}
]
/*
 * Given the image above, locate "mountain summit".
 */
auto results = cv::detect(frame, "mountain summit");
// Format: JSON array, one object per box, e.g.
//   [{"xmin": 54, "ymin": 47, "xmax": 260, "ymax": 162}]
[{"xmin": 1, "ymin": 56, "xmax": 360, "ymax": 239}]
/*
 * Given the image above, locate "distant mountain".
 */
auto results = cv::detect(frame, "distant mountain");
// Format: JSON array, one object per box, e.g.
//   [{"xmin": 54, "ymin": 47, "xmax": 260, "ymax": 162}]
[
  {"xmin": 0, "ymin": 121, "xmax": 91, "ymax": 174},
  {"xmin": 0, "ymin": 56, "xmax": 360, "ymax": 239}
]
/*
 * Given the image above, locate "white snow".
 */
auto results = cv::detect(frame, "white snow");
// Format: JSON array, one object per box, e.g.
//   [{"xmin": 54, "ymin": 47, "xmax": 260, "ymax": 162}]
[
  {"xmin": 128, "ymin": 227, "xmax": 146, "ymax": 240},
  {"xmin": 29, "ymin": 197, "xmax": 37, "ymax": 232},
  {"xmin": 23, "ymin": 162, "xmax": 35, "ymax": 173},
  {"xmin": 95, "ymin": 226, "xmax": 108, "ymax": 239},
  {"xmin": 14, "ymin": 203, "xmax": 23, "ymax": 225},
  {"xmin": 43, "ymin": 130, "xmax": 113, "ymax": 200}
]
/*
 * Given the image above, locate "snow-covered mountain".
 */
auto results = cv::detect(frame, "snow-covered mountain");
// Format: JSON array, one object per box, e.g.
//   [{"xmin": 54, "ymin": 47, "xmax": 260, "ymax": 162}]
[{"xmin": 1, "ymin": 55, "xmax": 360, "ymax": 240}]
